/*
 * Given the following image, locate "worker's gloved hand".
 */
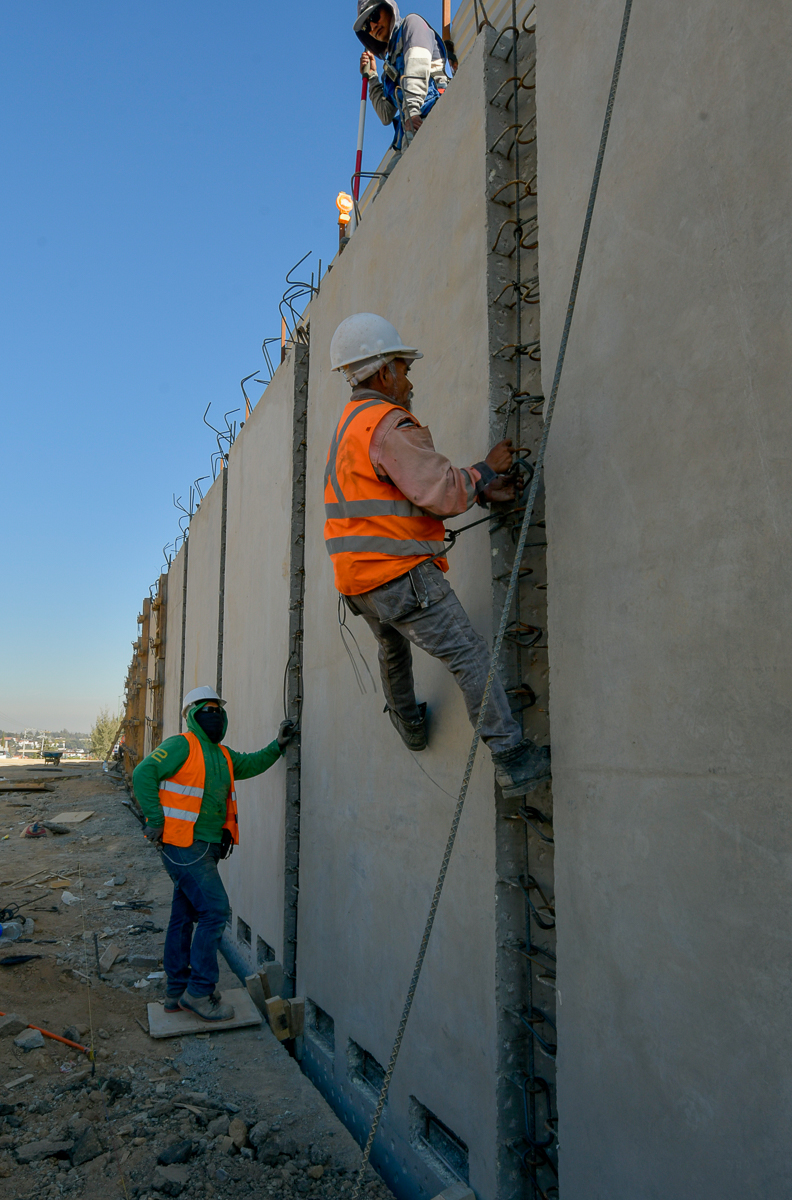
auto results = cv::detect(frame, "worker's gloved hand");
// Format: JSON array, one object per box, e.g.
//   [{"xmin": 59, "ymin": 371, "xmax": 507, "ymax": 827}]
[
  {"xmin": 277, "ymin": 720, "xmax": 298, "ymax": 752},
  {"xmin": 404, "ymin": 112, "xmax": 423, "ymax": 133},
  {"xmin": 484, "ymin": 438, "xmax": 515, "ymax": 475},
  {"xmin": 360, "ymin": 51, "xmax": 378, "ymax": 78},
  {"xmin": 145, "ymin": 825, "xmax": 163, "ymax": 848},
  {"xmin": 481, "ymin": 473, "xmax": 520, "ymax": 504},
  {"xmin": 220, "ymin": 830, "xmax": 234, "ymax": 860}
]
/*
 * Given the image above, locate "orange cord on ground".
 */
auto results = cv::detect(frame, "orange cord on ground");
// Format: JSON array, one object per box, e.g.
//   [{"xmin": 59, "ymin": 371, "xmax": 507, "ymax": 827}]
[{"xmin": 0, "ymin": 1010, "xmax": 90, "ymax": 1056}]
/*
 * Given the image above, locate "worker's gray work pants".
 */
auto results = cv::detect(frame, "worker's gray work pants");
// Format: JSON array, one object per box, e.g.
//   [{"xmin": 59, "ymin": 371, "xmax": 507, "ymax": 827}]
[{"xmin": 344, "ymin": 561, "xmax": 524, "ymax": 754}]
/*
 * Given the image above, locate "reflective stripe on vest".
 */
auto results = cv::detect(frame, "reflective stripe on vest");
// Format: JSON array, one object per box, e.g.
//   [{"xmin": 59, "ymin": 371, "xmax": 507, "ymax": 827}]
[
  {"xmin": 325, "ymin": 536, "xmax": 446, "ymax": 556},
  {"xmin": 157, "ymin": 730, "xmax": 239, "ymax": 849},
  {"xmin": 161, "ymin": 805, "xmax": 200, "ymax": 822},
  {"xmin": 161, "ymin": 779, "xmax": 203, "ymax": 799},
  {"xmin": 323, "ymin": 394, "xmax": 448, "ymax": 596}
]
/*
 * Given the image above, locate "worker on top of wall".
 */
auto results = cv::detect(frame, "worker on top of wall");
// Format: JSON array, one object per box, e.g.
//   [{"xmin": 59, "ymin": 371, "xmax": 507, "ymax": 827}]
[
  {"xmin": 325, "ymin": 313, "xmax": 551, "ymax": 800},
  {"xmin": 356, "ymin": 1, "xmax": 450, "ymax": 166},
  {"xmin": 132, "ymin": 687, "xmax": 296, "ymax": 1022}
]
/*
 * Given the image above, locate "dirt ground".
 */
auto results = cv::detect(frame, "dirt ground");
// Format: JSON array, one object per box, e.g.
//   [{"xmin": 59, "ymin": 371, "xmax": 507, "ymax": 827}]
[{"xmin": 0, "ymin": 764, "xmax": 391, "ymax": 1200}]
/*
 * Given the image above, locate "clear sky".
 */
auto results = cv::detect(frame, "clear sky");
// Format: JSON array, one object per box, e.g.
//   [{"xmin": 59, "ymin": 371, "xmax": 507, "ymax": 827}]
[{"xmin": 0, "ymin": 1, "xmax": 453, "ymax": 733}]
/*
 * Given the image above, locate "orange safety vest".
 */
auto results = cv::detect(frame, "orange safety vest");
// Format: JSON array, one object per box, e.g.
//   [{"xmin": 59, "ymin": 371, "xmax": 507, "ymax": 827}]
[
  {"xmin": 157, "ymin": 731, "xmax": 239, "ymax": 849},
  {"xmin": 324, "ymin": 395, "xmax": 448, "ymax": 596}
]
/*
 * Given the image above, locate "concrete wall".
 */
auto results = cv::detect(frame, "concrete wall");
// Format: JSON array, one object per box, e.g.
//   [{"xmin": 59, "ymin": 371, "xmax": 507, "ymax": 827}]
[
  {"xmin": 126, "ymin": 25, "xmax": 545, "ymax": 1200},
  {"xmin": 297, "ymin": 34, "xmax": 503, "ymax": 1199},
  {"xmin": 537, "ymin": 0, "xmax": 792, "ymax": 1195},
  {"xmin": 220, "ymin": 355, "xmax": 295, "ymax": 966}
]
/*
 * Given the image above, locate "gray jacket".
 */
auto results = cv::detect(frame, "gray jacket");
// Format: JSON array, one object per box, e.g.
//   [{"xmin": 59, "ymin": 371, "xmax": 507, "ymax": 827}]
[{"xmin": 358, "ymin": 2, "xmax": 449, "ymax": 124}]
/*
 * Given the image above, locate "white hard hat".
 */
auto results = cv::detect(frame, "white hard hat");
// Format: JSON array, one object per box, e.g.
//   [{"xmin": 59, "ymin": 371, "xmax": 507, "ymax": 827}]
[
  {"xmin": 330, "ymin": 313, "xmax": 423, "ymax": 385},
  {"xmin": 182, "ymin": 686, "xmax": 226, "ymax": 719}
]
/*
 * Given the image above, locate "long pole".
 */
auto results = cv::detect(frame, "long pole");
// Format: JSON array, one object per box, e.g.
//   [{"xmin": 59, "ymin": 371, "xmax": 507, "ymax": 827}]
[{"xmin": 349, "ymin": 76, "xmax": 368, "ymax": 234}]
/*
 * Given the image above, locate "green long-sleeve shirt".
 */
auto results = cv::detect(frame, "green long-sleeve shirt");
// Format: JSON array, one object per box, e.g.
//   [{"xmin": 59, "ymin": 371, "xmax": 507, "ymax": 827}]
[{"xmin": 132, "ymin": 705, "xmax": 282, "ymax": 844}]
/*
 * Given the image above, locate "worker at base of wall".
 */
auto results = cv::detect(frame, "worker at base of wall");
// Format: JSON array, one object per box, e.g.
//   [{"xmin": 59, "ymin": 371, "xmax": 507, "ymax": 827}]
[
  {"xmin": 325, "ymin": 313, "xmax": 551, "ymax": 799},
  {"xmin": 356, "ymin": 0, "xmax": 450, "ymax": 188},
  {"xmin": 132, "ymin": 686, "xmax": 295, "ymax": 1022}
]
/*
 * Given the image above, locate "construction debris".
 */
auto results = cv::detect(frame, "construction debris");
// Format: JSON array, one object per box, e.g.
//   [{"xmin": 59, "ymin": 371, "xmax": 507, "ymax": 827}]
[
  {"xmin": 0, "ymin": 783, "xmax": 54, "ymax": 793},
  {"xmin": 0, "ymin": 763, "xmax": 396, "ymax": 1200},
  {"xmin": 0, "ymin": 1015, "xmax": 27, "ymax": 1038},
  {"xmin": 13, "ymin": 1028, "xmax": 45, "ymax": 1051}
]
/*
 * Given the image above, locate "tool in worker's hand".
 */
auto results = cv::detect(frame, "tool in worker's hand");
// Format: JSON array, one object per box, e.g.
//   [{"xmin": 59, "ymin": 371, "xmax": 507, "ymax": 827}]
[{"xmin": 350, "ymin": 76, "xmax": 368, "ymax": 233}]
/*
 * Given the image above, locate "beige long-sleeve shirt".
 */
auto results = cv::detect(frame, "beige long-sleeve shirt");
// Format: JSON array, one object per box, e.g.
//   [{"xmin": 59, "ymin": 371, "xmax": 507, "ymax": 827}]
[{"xmin": 367, "ymin": 401, "xmax": 483, "ymax": 518}]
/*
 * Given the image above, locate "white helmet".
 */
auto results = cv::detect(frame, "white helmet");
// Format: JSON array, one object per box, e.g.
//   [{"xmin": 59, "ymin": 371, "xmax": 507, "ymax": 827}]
[
  {"xmin": 182, "ymin": 686, "xmax": 226, "ymax": 719},
  {"xmin": 330, "ymin": 313, "xmax": 423, "ymax": 385}
]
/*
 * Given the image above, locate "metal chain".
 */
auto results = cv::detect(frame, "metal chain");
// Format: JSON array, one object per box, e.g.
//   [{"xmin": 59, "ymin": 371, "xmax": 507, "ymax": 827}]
[{"xmin": 351, "ymin": 1, "xmax": 633, "ymax": 1190}]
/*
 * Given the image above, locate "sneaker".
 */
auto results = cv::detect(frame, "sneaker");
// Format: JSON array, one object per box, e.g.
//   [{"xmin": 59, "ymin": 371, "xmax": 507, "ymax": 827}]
[
  {"xmin": 492, "ymin": 737, "xmax": 551, "ymax": 799},
  {"xmin": 179, "ymin": 991, "xmax": 235, "ymax": 1022},
  {"xmin": 386, "ymin": 702, "xmax": 428, "ymax": 751},
  {"xmin": 164, "ymin": 995, "xmax": 184, "ymax": 1014}
]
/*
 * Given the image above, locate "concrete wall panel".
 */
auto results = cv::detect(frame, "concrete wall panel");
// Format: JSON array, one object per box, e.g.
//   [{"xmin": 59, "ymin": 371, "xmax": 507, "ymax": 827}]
[
  {"xmin": 220, "ymin": 359, "xmax": 294, "ymax": 964},
  {"xmin": 537, "ymin": 0, "xmax": 792, "ymax": 1194},
  {"xmin": 298, "ymin": 36, "xmax": 503, "ymax": 1200},
  {"xmin": 162, "ymin": 545, "xmax": 185, "ymax": 740},
  {"xmin": 181, "ymin": 474, "xmax": 223, "ymax": 702}
]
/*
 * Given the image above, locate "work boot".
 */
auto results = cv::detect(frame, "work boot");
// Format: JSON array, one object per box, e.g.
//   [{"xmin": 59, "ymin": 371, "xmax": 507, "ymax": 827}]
[
  {"xmin": 179, "ymin": 991, "xmax": 235, "ymax": 1022},
  {"xmin": 168, "ymin": 987, "xmax": 221, "ymax": 1014},
  {"xmin": 386, "ymin": 702, "xmax": 428, "ymax": 752},
  {"xmin": 492, "ymin": 737, "xmax": 551, "ymax": 799}
]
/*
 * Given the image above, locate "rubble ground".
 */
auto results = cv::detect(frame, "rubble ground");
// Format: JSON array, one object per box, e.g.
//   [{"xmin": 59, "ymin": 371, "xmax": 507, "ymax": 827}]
[{"xmin": 0, "ymin": 764, "xmax": 391, "ymax": 1200}]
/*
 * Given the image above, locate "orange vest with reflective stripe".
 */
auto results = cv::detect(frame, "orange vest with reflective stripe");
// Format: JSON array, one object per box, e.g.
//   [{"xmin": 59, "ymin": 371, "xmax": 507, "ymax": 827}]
[
  {"xmin": 324, "ymin": 396, "xmax": 448, "ymax": 596},
  {"xmin": 157, "ymin": 731, "xmax": 239, "ymax": 849}
]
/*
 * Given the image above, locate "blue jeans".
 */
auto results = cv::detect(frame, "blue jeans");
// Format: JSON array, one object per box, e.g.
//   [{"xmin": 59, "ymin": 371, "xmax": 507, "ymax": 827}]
[{"xmin": 160, "ymin": 841, "xmax": 230, "ymax": 999}]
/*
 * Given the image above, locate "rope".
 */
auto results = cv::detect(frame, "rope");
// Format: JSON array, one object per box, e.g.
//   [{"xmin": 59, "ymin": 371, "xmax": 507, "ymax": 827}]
[{"xmin": 350, "ymin": 1, "xmax": 633, "ymax": 1190}]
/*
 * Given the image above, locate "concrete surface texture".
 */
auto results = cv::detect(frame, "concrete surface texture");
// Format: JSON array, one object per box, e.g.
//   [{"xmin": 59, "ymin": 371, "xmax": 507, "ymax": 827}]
[
  {"xmin": 297, "ymin": 31, "xmax": 500, "ymax": 1200},
  {"xmin": 181, "ymin": 471, "xmax": 223, "ymax": 700},
  {"xmin": 220, "ymin": 353, "xmax": 295, "ymax": 968},
  {"xmin": 537, "ymin": 0, "xmax": 792, "ymax": 1195}
]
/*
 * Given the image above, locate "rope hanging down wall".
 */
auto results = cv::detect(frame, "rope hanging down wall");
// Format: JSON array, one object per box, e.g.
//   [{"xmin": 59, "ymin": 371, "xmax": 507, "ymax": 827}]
[{"xmin": 350, "ymin": 0, "xmax": 635, "ymax": 1192}]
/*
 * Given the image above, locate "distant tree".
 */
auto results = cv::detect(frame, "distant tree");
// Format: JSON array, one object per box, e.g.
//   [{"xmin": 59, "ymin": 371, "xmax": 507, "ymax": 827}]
[{"xmin": 90, "ymin": 707, "xmax": 121, "ymax": 760}]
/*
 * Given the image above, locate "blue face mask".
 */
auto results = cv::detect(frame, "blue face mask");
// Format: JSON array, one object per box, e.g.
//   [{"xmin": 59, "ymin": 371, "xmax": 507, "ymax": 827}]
[{"xmin": 195, "ymin": 706, "xmax": 224, "ymax": 743}]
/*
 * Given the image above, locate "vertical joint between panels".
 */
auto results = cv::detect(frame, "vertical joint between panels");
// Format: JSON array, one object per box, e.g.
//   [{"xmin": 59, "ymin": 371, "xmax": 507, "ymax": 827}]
[{"xmin": 282, "ymin": 338, "xmax": 309, "ymax": 998}]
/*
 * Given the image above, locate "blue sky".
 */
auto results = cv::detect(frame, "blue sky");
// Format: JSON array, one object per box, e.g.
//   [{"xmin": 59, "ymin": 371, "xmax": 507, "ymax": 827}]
[{"xmin": 0, "ymin": 1, "xmax": 453, "ymax": 733}]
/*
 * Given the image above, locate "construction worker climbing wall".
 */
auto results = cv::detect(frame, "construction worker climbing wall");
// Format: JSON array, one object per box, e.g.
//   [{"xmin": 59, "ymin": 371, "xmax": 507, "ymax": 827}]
[
  {"xmin": 324, "ymin": 313, "xmax": 551, "ymax": 799},
  {"xmin": 355, "ymin": 1, "xmax": 450, "ymax": 184}
]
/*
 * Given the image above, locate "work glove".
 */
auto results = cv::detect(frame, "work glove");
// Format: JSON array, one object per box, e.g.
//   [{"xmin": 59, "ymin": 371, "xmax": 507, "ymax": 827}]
[
  {"xmin": 480, "ymin": 472, "xmax": 521, "ymax": 505},
  {"xmin": 220, "ymin": 829, "xmax": 234, "ymax": 860},
  {"xmin": 145, "ymin": 825, "xmax": 164, "ymax": 848},
  {"xmin": 277, "ymin": 720, "xmax": 298, "ymax": 752}
]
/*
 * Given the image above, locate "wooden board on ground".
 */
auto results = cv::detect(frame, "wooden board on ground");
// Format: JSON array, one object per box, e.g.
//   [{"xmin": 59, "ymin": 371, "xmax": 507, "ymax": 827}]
[
  {"xmin": 51, "ymin": 811, "xmax": 94, "ymax": 824},
  {"xmin": 146, "ymin": 989, "xmax": 262, "ymax": 1038},
  {"xmin": 0, "ymin": 783, "xmax": 54, "ymax": 792}
]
